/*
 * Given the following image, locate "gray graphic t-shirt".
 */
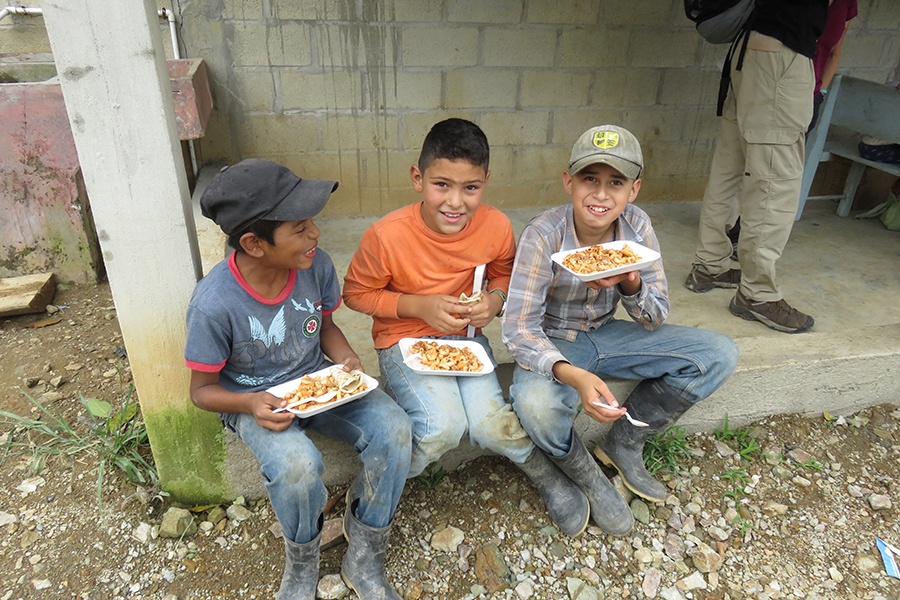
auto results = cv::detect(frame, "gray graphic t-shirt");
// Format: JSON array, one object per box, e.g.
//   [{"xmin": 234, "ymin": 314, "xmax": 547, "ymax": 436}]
[{"xmin": 185, "ymin": 250, "xmax": 340, "ymax": 392}]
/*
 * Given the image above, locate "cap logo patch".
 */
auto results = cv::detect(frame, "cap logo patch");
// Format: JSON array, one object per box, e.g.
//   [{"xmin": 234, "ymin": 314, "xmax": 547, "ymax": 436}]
[{"xmin": 592, "ymin": 131, "xmax": 619, "ymax": 149}]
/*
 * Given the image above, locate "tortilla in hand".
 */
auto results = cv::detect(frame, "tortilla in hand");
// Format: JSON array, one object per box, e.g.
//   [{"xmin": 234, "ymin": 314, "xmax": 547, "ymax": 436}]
[{"xmin": 457, "ymin": 291, "xmax": 483, "ymax": 306}]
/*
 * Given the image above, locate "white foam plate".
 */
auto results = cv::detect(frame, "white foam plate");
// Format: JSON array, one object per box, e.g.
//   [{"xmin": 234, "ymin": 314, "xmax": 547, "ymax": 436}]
[
  {"xmin": 551, "ymin": 241, "xmax": 660, "ymax": 282},
  {"xmin": 398, "ymin": 338, "xmax": 495, "ymax": 377},
  {"xmin": 266, "ymin": 365, "xmax": 378, "ymax": 418}
]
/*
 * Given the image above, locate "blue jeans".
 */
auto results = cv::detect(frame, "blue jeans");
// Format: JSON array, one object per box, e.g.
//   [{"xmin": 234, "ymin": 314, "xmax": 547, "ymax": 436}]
[
  {"xmin": 510, "ymin": 320, "xmax": 739, "ymax": 457},
  {"xmin": 222, "ymin": 387, "xmax": 411, "ymax": 544},
  {"xmin": 379, "ymin": 334, "xmax": 535, "ymax": 478}
]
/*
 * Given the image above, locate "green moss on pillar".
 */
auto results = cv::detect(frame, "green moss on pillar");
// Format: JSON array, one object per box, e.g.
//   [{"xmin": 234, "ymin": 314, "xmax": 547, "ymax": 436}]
[{"xmin": 144, "ymin": 407, "xmax": 230, "ymax": 504}]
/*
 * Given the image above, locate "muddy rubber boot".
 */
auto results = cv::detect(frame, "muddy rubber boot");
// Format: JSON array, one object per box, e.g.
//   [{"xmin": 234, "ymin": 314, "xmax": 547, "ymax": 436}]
[
  {"xmin": 276, "ymin": 526, "xmax": 321, "ymax": 600},
  {"xmin": 550, "ymin": 430, "xmax": 633, "ymax": 536},
  {"xmin": 593, "ymin": 378, "xmax": 693, "ymax": 502},
  {"xmin": 516, "ymin": 447, "xmax": 590, "ymax": 537},
  {"xmin": 341, "ymin": 500, "xmax": 401, "ymax": 600}
]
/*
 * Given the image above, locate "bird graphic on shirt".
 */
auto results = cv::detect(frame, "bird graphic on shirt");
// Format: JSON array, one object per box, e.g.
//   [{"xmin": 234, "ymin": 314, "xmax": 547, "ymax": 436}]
[
  {"xmin": 291, "ymin": 298, "xmax": 316, "ymax": 313},
  {"xmin": 248, "ymin": 307, "xmax": 286, "ymax": 348}
]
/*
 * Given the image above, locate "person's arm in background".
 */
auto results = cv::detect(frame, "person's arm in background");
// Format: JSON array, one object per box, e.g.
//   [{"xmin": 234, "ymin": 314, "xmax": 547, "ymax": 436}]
[{"xmin": 819, "ymin": 21, "xmax": 850, "ymax": 93}]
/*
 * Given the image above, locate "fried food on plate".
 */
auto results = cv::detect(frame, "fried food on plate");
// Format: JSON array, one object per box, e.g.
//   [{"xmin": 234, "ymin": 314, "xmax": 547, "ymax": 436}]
[
  {"xmin": 409, "ymin": 340, "xmax": 484, "ymax": 372},
  {"xmin": 282, "ymin": 370, "xmax": 368, "ymax": 412},
  {"xmin": 562, "ymin": 243, "xmax": 639, "ymax": 274}
]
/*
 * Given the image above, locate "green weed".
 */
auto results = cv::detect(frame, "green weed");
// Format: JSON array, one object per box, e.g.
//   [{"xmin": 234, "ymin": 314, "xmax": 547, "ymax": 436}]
[
  {"xmin": 714, "ymin": 414, "xmax": 761, "ymax": 461},
  {"xmin": 768, "ymin": 452, "xmax": 789, "ymax": 465},
  {"xmin": 643, "ymin": 425, "xmax": 692, "ymax": 476},
  {"xmin": 733, "ymin": 516, "xmax": 753, "ymax": 536},
  {"xmin": 0, "ymin": 387, "xmax": 157, "ymax": 512},
  {"xmin": 721, "ymin": 467, "xmax": 750, "ymax": 500},
  {"xmin": 798, "ymin": 458, "xmax": 824, "ymax": 472},
  {"xmin": 416, "ymin": 463, "xmax": 448, "ymax": 489},
  {"xmin": 722, "ymin": 467, "xmax": 749, "ymax": 485}
]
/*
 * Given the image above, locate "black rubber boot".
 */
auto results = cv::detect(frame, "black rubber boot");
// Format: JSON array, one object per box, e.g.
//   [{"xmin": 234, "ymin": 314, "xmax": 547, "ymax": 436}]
[
  {"xmin": 516, "ymin": 447, "xmax": 590, "ymax": 537},
  {"xmin": 341, "ymin": 500, "xmax": 401, "ymax": 600},
  {"xmin": 550, "ymin": 430, "xmax": 633, "ymax": 536},
  {"xmin": 593, "ymin": 378, "xmax": 694, "ymax": 502},
  {"xmin": 276, "ymin": 522, "xmax": 321, "ymax": 600}
]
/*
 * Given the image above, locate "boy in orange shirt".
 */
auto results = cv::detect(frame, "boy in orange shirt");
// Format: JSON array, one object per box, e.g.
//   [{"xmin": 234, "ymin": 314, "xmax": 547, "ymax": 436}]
[{"xmin": 343, "ymin": 118, "xmax": 589, "ymax": 537}]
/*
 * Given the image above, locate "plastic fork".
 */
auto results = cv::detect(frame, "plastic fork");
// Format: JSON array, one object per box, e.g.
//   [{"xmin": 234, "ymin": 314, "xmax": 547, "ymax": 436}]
[
  {"xmin": 594, "ymin": 400, "xmax": 648, "ymax": 427},
  {"xmin": 466, "ymin": 264, "xmax": 486, "ymax": 338}
]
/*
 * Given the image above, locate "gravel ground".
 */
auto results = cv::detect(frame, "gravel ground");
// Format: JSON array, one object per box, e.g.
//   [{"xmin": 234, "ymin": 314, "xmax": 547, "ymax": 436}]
[{"xmin": 1, "ymin": 284, "xmax": 899, "ymax": 600}]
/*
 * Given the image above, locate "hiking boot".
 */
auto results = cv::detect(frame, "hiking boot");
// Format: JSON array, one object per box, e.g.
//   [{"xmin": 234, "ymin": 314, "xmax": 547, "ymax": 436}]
[
  {"xmin": 729, "ymin": 290, "xmax": 814, "ymax": 333},
  {"xmin": 684, "ymin": 265, "xmax": 741, "ymax": 293}
]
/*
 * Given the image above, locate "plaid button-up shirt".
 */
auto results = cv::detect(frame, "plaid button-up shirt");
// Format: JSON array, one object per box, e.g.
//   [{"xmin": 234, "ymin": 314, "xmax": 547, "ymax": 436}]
[{"xmin": 501, "ymin": 203, "xmax": 669, "ymax": 379}]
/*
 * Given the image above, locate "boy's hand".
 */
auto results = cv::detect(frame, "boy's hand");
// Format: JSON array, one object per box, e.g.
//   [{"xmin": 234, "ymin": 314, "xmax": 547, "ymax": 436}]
[
  {"xmin": 586, "ymin": 270, "xmax": 640, "ymax": 295},
  {"xmin": 407, "ymin": 294, "xmax": 471, "ymax": 333},
  {"xmin": 454, "ymin": 292, "xmax": 502, "ymax": 328},
  {"xmin": 250, "ymin": 391, "xmax": 296, "ymax": 431},
  {"xmin": 336, "ymin": 355, "xmax": 364, "ymax": 373},
  {"xmin": 559, "ymin": 366, "xmax": 625, "ymax": 424}
]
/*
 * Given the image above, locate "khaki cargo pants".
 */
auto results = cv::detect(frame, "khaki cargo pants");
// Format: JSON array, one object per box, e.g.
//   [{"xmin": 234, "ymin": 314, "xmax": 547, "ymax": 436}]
[{"xmin": 694, "ymin": 31, "xmax": 814, "ymax": 302}]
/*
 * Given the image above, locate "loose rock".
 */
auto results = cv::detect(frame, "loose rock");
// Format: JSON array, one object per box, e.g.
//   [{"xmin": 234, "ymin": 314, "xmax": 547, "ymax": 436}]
[{"xmin": 158, "ymin": 507, "xmax": 198, "ymax": 538}]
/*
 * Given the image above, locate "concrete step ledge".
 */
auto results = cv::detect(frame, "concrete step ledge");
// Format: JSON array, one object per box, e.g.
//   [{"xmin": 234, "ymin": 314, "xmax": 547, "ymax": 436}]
[{"xmin": 222, "ymin": 323, "xmax": 900, "ymax": 498}]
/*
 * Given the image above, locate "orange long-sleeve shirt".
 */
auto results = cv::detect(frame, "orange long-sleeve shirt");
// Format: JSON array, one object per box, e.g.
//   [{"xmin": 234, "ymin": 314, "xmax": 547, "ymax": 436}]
[{"xmin": 343, "ymin": 202, "xmax": 516, "ymax": 349}]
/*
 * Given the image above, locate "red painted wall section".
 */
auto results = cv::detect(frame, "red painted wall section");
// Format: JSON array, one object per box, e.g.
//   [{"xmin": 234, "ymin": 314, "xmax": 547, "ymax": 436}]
[{"xmin": 0, "ymin": 82, "xmax": 103, "ymax": 284}]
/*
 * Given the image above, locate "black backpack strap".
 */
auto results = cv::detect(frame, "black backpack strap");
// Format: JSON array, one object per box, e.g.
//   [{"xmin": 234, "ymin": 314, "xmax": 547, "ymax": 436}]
[{"xmin": 716, "ymin": 3, "xmax": 757, "ymax": 116}]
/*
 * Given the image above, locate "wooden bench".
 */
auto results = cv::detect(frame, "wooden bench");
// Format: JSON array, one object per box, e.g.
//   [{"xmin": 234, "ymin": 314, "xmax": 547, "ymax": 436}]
[{"xmin": 795, "ymin": 75, "xmax": 900, "ymax": 220}]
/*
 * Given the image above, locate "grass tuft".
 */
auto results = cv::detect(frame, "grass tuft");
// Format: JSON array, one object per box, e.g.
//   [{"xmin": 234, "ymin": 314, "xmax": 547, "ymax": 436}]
[
  {"xmin": 643, "ymin": 425, "xmax": 692, "ymax": 476},
  {"xmin": 714, "ymin": 414, "xmax": 762, "ymax": 461},
  {"xmin": 0, "ymin": 386, "xmax": 157, "ymax": 513},
  {"xmin": 416, "ymin": 463, "xmax": 448, "ymax": 489}
]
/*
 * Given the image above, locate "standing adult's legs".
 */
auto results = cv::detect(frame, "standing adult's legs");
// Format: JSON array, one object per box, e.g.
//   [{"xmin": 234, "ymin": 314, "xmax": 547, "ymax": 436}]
[{"xmin": 694, "ymin": 114, "xmax": 745, "ymax": 273}]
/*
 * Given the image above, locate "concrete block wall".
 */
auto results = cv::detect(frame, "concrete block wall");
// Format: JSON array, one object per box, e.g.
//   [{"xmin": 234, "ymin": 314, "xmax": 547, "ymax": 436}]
[{"xmin": 178, "ymin": 0, "xmax": 900, "ymax": 219}]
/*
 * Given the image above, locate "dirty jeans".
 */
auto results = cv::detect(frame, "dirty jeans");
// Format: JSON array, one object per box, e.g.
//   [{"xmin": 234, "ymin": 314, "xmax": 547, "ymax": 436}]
[
  {"xmin": 510, "ymin": 320, "xmax": 739, "ymax": 457},
  {"xmin": 221, "ymin": 387, "xmax": 411, "ymax": 544},
  {"xmin": 379, "ymin": 334, "xmax": 534, "ymax": 478}
]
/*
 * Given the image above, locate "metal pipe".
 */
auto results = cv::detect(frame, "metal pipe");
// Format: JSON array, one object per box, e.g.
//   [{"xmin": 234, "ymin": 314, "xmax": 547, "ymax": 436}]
[
  {"xmin": 0, "ymin": 6, "xmax": 44, "ymax": 22},
  {"xmin": 158, "ymin": 7, "xmax": 179, "ymax": 60}
]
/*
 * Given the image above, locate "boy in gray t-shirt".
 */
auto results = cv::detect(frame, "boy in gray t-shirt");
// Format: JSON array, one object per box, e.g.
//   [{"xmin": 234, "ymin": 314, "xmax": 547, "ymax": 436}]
[{"xmin": 185, "ymin": 159, "xmax": 411, "ymax": 600}]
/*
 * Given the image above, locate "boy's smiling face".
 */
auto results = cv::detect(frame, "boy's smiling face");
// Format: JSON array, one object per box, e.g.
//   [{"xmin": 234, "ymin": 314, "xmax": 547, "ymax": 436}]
[
  {"xmin": 564, "ymin": 162, "xmax": 640, "ymax": 245},
  {"xmin": 264, "ymin": 219, "xmax": 321, "ymax": 270},
  {"xmin": 411, "ymin": 158, "xmax": 490, "ymax": 235}
]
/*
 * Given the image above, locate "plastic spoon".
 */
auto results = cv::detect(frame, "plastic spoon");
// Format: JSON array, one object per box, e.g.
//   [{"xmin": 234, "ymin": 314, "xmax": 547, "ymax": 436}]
[
  {"xmin": 273, "ymin": 390, "xmax": 338, "ymax": 413},
  {"xmin": 594, "ymin": 400, "xmax": 648, "ymax": 427}
]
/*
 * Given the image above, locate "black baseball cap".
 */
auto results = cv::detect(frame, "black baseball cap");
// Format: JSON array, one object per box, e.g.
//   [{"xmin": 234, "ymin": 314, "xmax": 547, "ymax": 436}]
[{"xmin": 200, "ymin": 159, "xmax": 339, "ymax": 235}]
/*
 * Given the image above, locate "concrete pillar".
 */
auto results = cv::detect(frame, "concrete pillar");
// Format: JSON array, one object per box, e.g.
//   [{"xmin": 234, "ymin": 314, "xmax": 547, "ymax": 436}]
[{"xmin": 42, "ymin": 0, "xmax": 228, "ymax": 502}]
